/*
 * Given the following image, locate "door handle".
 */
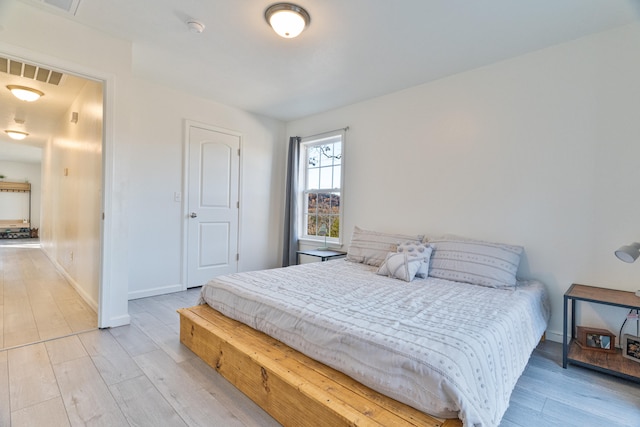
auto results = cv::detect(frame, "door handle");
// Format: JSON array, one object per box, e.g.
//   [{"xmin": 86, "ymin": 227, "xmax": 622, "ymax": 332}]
[{"xmin": 190, "ymin": 212, "xmax": 198, "ymax": 218}]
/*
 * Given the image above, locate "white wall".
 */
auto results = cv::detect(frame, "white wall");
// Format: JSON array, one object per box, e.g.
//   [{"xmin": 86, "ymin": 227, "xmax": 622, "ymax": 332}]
[
  {"xmin": 0, "ymin": 1, "xmax": 286, "ymax": 325},
  {"xmin": 0, "ymin": 160, "xmax": 41, "ymax": 228},
  {"xmin": 126, "ymin": 79, "xmax": 286, "ymax": 299},
  {"xmin": 286, "ymin": 24, "xmax": 640, "ymax": 342},
  {"xmin": 0, "ymin": 0, "xmax": 135, "ymax": 326},
  {"xmin": 41, "ymin": 79, "xmax": 103, "ymax": 309},
  {"xmin": 4, "ymin": 0, "xmax": 637, "ymax": 341}
]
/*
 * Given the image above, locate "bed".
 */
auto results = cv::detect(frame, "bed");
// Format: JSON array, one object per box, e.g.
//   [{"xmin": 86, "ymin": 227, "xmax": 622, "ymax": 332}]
[{"xmin": 179, "ymin": 230, "xmax": 550, "ymax": 427}]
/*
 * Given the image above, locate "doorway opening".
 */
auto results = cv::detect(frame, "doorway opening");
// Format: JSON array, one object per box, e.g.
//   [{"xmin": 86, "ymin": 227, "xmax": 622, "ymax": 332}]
[{"xmin": 0, "ymin": 53, "xmax": 107, "ymax": 349}]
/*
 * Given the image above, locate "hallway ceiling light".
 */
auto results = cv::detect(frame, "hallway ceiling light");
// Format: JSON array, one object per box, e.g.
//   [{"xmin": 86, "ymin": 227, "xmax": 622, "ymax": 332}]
[
  {"xmin": 265, "ymin": 3, "xmax": 310, "ymax": 38},
  {"xmin": 6, "ymin": 85, "xmax": 44, "ymax": 102},
  {"xmin": 5, "ymin": 130, "xmax": 29, "ymax": 140}
]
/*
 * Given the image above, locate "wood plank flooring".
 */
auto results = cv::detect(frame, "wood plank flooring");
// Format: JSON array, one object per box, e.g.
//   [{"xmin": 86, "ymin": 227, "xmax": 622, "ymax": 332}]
[
  {"xmin": 0, "ymin": 243, "xmax": 639, "ymax": 425},
  {"xmin": 0, "ymin": 239, "xmax": 97, "ymax": 349}
]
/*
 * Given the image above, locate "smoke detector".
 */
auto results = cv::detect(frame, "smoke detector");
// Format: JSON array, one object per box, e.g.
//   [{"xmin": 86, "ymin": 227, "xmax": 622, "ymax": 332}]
[{"xmin": 187, "ymin": 20, "xmax": 205, "ymax": 34}]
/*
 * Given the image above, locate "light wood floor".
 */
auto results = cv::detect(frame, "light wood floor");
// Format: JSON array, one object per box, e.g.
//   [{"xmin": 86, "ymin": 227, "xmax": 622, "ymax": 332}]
[
  {"xmin": 0, "ymin": 277, "xmax": 639, "ymax": 425},
  {"xmin": 0, "ymin": 240, "xmax": 97, "ymax": 350}
]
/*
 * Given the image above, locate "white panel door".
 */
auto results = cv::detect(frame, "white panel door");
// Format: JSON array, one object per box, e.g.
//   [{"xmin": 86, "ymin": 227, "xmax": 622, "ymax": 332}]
[{"xmin": 187, "ymin": 124, "xmax": 240, "ymax": 287}]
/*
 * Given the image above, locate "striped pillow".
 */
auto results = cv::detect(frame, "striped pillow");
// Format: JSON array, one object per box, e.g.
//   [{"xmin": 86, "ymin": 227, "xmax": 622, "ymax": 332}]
[
  {"xmin": 346, "ymin": 226, "xmax": 424, "ymax": 267},
  {"xmin": 428, "ymin": 237, "xmax": 523, "ymax": 288}
]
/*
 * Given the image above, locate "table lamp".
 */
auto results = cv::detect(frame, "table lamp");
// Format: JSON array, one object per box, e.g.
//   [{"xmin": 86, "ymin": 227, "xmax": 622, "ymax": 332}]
[{"xmin": 317, "ymin": 223, "xmax": 329, "ymax": 251}]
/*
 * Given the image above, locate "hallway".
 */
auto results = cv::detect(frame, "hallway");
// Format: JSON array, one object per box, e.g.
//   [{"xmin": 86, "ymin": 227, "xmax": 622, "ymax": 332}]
[{"xmin": 0, "ymin": 239, "xmax": 97, "ymax": 349}]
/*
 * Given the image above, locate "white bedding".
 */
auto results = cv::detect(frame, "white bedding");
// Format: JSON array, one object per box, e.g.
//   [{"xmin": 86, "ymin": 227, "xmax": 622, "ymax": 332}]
[{"xmin": 198, "ymin": 259, "xmax": 550, "ymax": 427}]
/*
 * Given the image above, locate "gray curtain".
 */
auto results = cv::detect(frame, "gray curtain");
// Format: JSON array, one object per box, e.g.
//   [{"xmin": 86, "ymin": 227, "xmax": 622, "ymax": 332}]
[{"xmin": 282, "ymin": 136, "xmax": 301, "ymax": 267}]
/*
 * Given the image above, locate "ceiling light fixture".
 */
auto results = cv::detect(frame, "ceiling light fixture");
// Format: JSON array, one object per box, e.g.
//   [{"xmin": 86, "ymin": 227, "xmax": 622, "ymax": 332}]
[
  {"xmin": 7, "ymin": 85, "xmax": 44, "ymax": 102},
  {"xmin": 265, "ymin": 3, "xmax": 310, "ymax": 38},
  {"xmin": 5, "ymin": 130, "xmax": 29, "ymax": 140}
]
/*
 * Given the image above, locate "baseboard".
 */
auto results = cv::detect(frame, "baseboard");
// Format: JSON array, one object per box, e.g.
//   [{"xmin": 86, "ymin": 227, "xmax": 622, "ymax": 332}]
[
  {"xmin": 128, "ymin": 284, "xmax": 184, "ymax": 300},
  {"xmin": 103, "ymin": 313, "xmax": 131, "ymax": 328},
  {"xmin": 545, "ymin": 330, "xmax": 562, "ymax": 343},
  {"xmin": 41, "ymin": 248, "xmax": 98, "ymax": 312}
]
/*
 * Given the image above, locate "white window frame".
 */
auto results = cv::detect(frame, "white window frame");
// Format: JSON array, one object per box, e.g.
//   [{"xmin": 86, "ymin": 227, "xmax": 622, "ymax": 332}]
[{"xmin": 297, "ymin": 130, "xmax": 345, "ymax": 246}]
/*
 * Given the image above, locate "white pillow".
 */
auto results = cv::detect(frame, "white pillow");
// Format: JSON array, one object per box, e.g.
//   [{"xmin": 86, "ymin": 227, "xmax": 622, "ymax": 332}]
[
  {"xmin": 346, "ymin": 226, "xmax": 424, "ymax": 267},
  {"xmin": 397, "ymin": 241, "xmax": 433, "ymax": 278},
  {"xmin": 376, "ymin": 252, "xmax": 425, "ymax": 282},
  {"xmin": 428, "ymin": 237, "xmax": 523, "ymax": 288}
]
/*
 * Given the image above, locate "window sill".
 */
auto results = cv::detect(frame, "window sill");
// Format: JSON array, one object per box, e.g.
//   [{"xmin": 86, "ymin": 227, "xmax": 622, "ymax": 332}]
[{"xmin": 298, "ymin": 238, "xmax": 343, "ymax": 250}]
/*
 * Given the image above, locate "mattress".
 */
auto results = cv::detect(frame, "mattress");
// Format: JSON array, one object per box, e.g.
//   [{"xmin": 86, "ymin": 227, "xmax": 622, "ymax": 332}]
[{"xmin": 198, "ymin": 259, "xmax": 550, "ymax": 427}]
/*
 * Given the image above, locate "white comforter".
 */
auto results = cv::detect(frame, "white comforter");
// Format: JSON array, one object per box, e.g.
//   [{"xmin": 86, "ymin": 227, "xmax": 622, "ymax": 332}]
[{"xmin": 198, "ymin": 259, "xmax": 550, "ymax": 427}]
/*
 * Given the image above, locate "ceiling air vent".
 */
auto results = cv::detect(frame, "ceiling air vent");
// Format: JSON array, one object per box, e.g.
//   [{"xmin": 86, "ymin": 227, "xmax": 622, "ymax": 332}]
[
  {"xmin": 19, "ymin": 0, "xmax": 81, "ymax": 15},
  {"xmin": 0, "ymin": 57, "xmax": 64, "ymax": 86},
  {"xmin": 43, "ymin": 0, "xmax": 81, "ymax": 14}
]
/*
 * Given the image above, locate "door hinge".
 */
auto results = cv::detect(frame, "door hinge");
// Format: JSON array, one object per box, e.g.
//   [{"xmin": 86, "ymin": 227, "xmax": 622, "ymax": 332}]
[
  {"xmin": 102, "ymin": 212, "xmax": 105, "ymax": 220},
  {"xmin": 236, "ymin": 253, "xmax": 239, "ymax": 261},
  {"xmin": 236, "ymin": 201, "xmax": 239, "ymax": 209},
  {"xmin": 237, "ymin": 148, "xmax": 240, "ymax": 156}
]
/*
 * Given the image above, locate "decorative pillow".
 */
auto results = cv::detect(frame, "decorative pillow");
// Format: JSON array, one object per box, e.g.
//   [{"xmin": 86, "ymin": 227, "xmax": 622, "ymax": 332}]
[
  {"xmin": 428, "ymin": 237, "xmax": 523, "ymax": 288},
  {"xmin": 376, "ymin": 252, "xmax": 425, "ymax": 282},
  {"xmin": 346, "ymin": 226, "xmax": 424, "ymax": 267},
  {"xmin": 397, "ymin": 241, "xmax": 433, "ymax": 278}
]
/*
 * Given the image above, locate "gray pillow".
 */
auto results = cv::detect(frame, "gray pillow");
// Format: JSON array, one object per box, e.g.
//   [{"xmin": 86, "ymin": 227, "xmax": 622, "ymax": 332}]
[
  {"xmin": 429, "ymin": 237, "xmax": 523, "ymax": 288},
  {"xmin": 346, "ymin": 226, "xmax": 424, "ymax": 267}
]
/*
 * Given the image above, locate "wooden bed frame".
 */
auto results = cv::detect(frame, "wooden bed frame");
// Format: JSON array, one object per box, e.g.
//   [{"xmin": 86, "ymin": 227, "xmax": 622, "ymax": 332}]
[{"xmin": 179, "ymin": 304, "xmax": 463, "ymax": 427}]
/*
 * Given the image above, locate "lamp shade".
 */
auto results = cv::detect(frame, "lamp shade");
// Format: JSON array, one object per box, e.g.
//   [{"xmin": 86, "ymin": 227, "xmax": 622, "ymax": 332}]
[
  {"xmin": 317, "ymin": 223, "xmax": 329, "ymax": 250},
  {"xmin": 615, "ymin": 242, "xmax": 640, "ymax": 263},
  {"xmin": 265, "ymin": 3, "xmax": 310, "ymax": 38}
]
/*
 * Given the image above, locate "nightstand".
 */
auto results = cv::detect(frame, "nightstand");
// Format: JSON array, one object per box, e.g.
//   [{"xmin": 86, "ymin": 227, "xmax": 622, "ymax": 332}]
[
  {"xmin": 563, "ymin": 283, "xmax": 640, "ymax": 382},
  {"xmin": 296, "ymin": 250, "xmax": 346, "ymax": 264}
]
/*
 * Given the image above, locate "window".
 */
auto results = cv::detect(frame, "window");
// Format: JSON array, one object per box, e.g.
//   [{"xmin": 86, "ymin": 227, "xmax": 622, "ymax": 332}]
[{"xmin": 299, "ymin": 131, "xmax": 344, "ymax": 244}]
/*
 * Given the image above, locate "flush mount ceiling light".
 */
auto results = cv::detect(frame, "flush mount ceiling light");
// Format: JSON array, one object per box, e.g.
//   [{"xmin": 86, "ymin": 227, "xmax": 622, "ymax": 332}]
[
  {"xmin": 7, "ymin": 85, "xmax": 44, "ymax": 102},
  {"xmin": 265, "ymin": 3, "xmax": 310, "ymax": 38},
  {"xmin": 5, "ymin": 130, "xmax": 29, "ymax": 140}
]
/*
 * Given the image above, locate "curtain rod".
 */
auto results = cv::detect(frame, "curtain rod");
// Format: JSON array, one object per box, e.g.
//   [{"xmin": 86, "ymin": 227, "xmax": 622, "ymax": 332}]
[{"xmin": 301, "ymin": 126, "xmax": 349, "ymax": 140}]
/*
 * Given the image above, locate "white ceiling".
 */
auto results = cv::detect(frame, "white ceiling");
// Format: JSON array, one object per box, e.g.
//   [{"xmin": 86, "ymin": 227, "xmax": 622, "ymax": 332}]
[
  {"xmin": 0, "ymin": 61, "xmax": 87, "ymax": 163},
  {"xmin": 1, "ymin": 0, "xmax": 639, "ymax": 163}
]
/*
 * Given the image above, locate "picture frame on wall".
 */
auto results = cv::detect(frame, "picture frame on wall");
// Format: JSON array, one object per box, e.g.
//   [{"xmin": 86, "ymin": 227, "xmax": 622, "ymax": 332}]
[
  {"xmin": 623, "ymin": 334, "xmax": 640, "ymax": 363},
  {"xmin": 576, "ymin": 326, "xmax": 616, "ymax": 353}
]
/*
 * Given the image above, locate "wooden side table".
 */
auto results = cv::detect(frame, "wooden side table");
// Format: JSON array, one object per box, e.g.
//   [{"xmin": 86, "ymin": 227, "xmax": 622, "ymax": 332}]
[
  {"xmin": 296, "ymin": 250, "xmax": 346, "ymax": 264},
  {"xmin": 563, "ymin": 283, "xmax": 640, "ymax": 382}
]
